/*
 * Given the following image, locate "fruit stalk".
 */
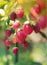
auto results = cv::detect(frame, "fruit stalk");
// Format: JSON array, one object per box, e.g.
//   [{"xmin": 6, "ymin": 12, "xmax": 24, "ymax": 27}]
[
  {"xmin": 39, "ymin": 31, "xmax": 47, "ymax": 39},
  {"xmin": 15, "ymin": 43, "xmax": 18, "ymax": 63}
]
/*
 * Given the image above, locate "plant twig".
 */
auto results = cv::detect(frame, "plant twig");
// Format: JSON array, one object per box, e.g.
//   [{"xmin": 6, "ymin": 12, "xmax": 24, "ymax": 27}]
[
  {"xmin": 39, "ymin": 31, "xmax": 47, "ymax": 40},
  {"xmin": 15, "ymin": 42, "xmax": 18, "ymax": 64}
]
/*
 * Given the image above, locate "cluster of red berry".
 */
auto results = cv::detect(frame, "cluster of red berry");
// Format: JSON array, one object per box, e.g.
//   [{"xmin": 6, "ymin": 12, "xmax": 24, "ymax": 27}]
[{"xmin": 2, "ymin": 0, "xmax": 47, "ymax": 55}]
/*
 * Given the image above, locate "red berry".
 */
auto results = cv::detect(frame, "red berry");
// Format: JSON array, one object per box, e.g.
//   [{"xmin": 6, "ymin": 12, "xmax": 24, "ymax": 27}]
[
  {"xmin": 30, "ymin": 6, "xmax": 40, "ymax": 19},
  {"xmin": 24, "ymin": 42, "xmax": 29, "ymax": 49},
  {"xmin": 34, "ymin": 25, "xmax": 40, "ymax": 33},
  {"xmin": 10, "ymin": 12, "xmax": 17, "ymax": 21},
  {"xmin": 23, "ymin": 24, "xmax": 33, "ymax": 36},
  {"xmin": 6, "ymin": 30, "xmax": 11, "ymax": 37},
  {"xmin": 33, "ymin": 6, "xmax": 40, "ymax": 13},
  {"xmin": 13, "ymin": 47, "xmax": 18, "ymax": 54},
  {"xmin": 36, "ymin": 16, "xmax": 46, "ymax": 29},
  {"xmin": 17, "ymin": 30, "xmax": 26, "ymax": 44},
  {"xmin": 16, "ymin": 9, "xmax": 24, "ymax": 18},
  {"xmin": 12, "ymin": 21, "xmax": 20, "ymax": 29},
  {"xmin": 45, "ymin": 15, "xmax": 47, "ymax": 27},
  {"xmin": 5, "ymin": 40, "xmax": 11, "ymax": 47},
  {"xmin": 37, "ymin": 0, "xmax": 45, "ymax": 10}
]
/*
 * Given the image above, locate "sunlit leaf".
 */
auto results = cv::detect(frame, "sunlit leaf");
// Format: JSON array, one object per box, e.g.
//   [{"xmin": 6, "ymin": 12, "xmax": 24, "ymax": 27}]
[{"xmin": 0, "ymin": 1, "xmax": 8, "ymax": 8}]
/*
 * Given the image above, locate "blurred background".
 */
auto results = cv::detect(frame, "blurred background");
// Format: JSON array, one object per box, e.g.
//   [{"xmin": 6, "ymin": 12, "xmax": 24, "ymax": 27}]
[{"xmin": 0, "ymin": 0, "xmax": 47, "ymax": 65}]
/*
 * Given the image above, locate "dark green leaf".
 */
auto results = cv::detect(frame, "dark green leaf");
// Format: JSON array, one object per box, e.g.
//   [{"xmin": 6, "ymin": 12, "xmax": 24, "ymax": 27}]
[{"xmin": 6, "ymin": 16, "xmax": 10, "ymax": 25}]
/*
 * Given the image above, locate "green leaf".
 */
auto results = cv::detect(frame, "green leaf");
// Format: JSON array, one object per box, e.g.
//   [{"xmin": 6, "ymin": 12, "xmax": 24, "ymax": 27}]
[
  {"xmin": 6, "ymin": 16, "xmax": 10, "ymax": 25},
  {"xmin": 0, "ymin": 1, "xmax": 8, "ymax": 8},
  {"xmin": 1, "ymin": 20, "xmax": 6, "ymax": 30}
]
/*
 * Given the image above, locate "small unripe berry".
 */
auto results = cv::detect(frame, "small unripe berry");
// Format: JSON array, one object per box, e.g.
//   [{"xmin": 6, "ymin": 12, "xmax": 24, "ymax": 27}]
[{"xmin": 12, "ymin": 37, "xmax": 17, "ymax": 43}]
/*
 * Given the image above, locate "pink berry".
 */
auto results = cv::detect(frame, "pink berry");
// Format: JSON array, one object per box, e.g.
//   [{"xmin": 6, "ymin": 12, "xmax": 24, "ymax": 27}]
[
  {"xmin": 30, "ymin": 6, "xmax": 40, "ymax": 19},
  {"xmin": 13, "ymin": 47, "xmax": 18, "ymax": 54},
  {"xmin": 5, "ymin": 40, "xmax": 11, "ymax": 47},
  {"xmin": 16, "ymin": 9, "xmax": 24, "ymax": 18},
  {"xmin": 23, "ymin": 24, "xmax": 34, "ymax": 36},
  {"xmin": 33, "ymin": 6, "xmax": 40, "ymax": 14},
  {"xmin": 24, "ymin": 42, "xmax": 29, "ymax": 49},
  {"xmin": 12, "ymin": 22, "xmax": 20, "ymax": 29},
  {"xmin": 6, "ymin": 30, "xmax": 11, "ymax": 37},
  {"xmin": 36, "ymin": 16, "xmax": 46, "ymax": 29},
  {"xmin": 10, "ymin": 12, "xmax": 17, "ymax": 21},
  {"xmin": 45, "ymin": 15, "xmax": 47, "ymax": 27},
  {"xmin": 17, "ymin": 30, "xmax": 26, "ymax": 44},
  {"xmin": 37, "ymin": 0, "xmax": 45, "ymax": 10}
]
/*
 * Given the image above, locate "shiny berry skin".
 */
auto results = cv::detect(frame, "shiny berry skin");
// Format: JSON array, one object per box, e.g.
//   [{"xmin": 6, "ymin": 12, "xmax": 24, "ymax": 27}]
[
  {"xmin": 6, "ymin": 30, "xmax": 11, "ymax": 37},
  {"xmin": 24, "ymin": 42, "xmax": 29, "ymax": 49},
  {"xmin": 12, "ymin": 21, "xmax": 20, "ymax": 29},
  {"xmin": 16, "ymin": 9, "xmax": 24, "ymax": 18},
  {"xmin": 36, "ymin": 16, "xmax": 46, "ymax": 29},
  {"xmin": 23, "ymin": 24, "xmax": 34, "ymax": 36},
  {"xmin": 13, "ymin": 47, "xmax": 18, "ymax": 54},
  {"xmin": 5, "ymin": 40, "xmax": 11, "ymax": 47},
  {"xmin": 17, "ymin": 30, "xmax": 26, "ymax": 44},
  {"xmin": 10, "ymin": 12, "xmax": 17, "ymax": 21},
  {"xmin": 37, "ymin": 0, "xmax": 45, "ymax": 10}
]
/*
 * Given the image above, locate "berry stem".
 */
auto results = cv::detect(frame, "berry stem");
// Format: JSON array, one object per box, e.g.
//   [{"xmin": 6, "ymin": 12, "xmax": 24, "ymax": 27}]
[
  {"xmin": 15, "ymin": 43, "xmax": 18, "ymax": 63},
  {"xmin": 39, "ymin": 31, "xmax": 47, "ymax": 39}
]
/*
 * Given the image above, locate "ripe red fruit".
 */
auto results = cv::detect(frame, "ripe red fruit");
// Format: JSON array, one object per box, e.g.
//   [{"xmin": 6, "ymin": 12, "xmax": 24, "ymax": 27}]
[
  {"xmin": 36, "ymin": 16, "xmax": 46, "ymax": 29},
  {"xmin": 37, "ymin": 0, "xmax": 45, "ymax": 10},
  {"xmin": 23, "ymin": 24, "xmax": 34, "ymax": 35},
  {"xmin": 12, "ymin": 21, "xmax": 20, "ymax": 29},
  {"xmin": 13, "ymin": 47, "xmax": 18, "ymax": 54},
  {"xmin": 16, "ymin": 9, "xmax": 24, "ymax": 18},
  {"xmin": 46, "ymin": 16, "xmax": 47, "ymax": 27},
  {"xmin": 6, "ymin": 30, "xmax": 11, "ymax": 37},
  {"xmin": 45, "ymin": 15, "xmax": 47, "ymax": 27},
  {"xmin": 5, "ymin": 40, "xmax": 11, "ymax": 47},
  {"xmin": 17, "ymin": 30, "xmax": 26, "ymax": 44},
  {"xmin": 30, "ymin": 6, "xmax": 40, "ymax": 19},
  {"xmin": 24, "ymin": 42, "xmax": 29, "ymax": 49},
  {"xmin": 10, "ymin": 12, "xmax": 17, "ymax": 21},
  {"xmin": 34, "ymin": 25, "xmax": 40, "ymax": 33}
]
